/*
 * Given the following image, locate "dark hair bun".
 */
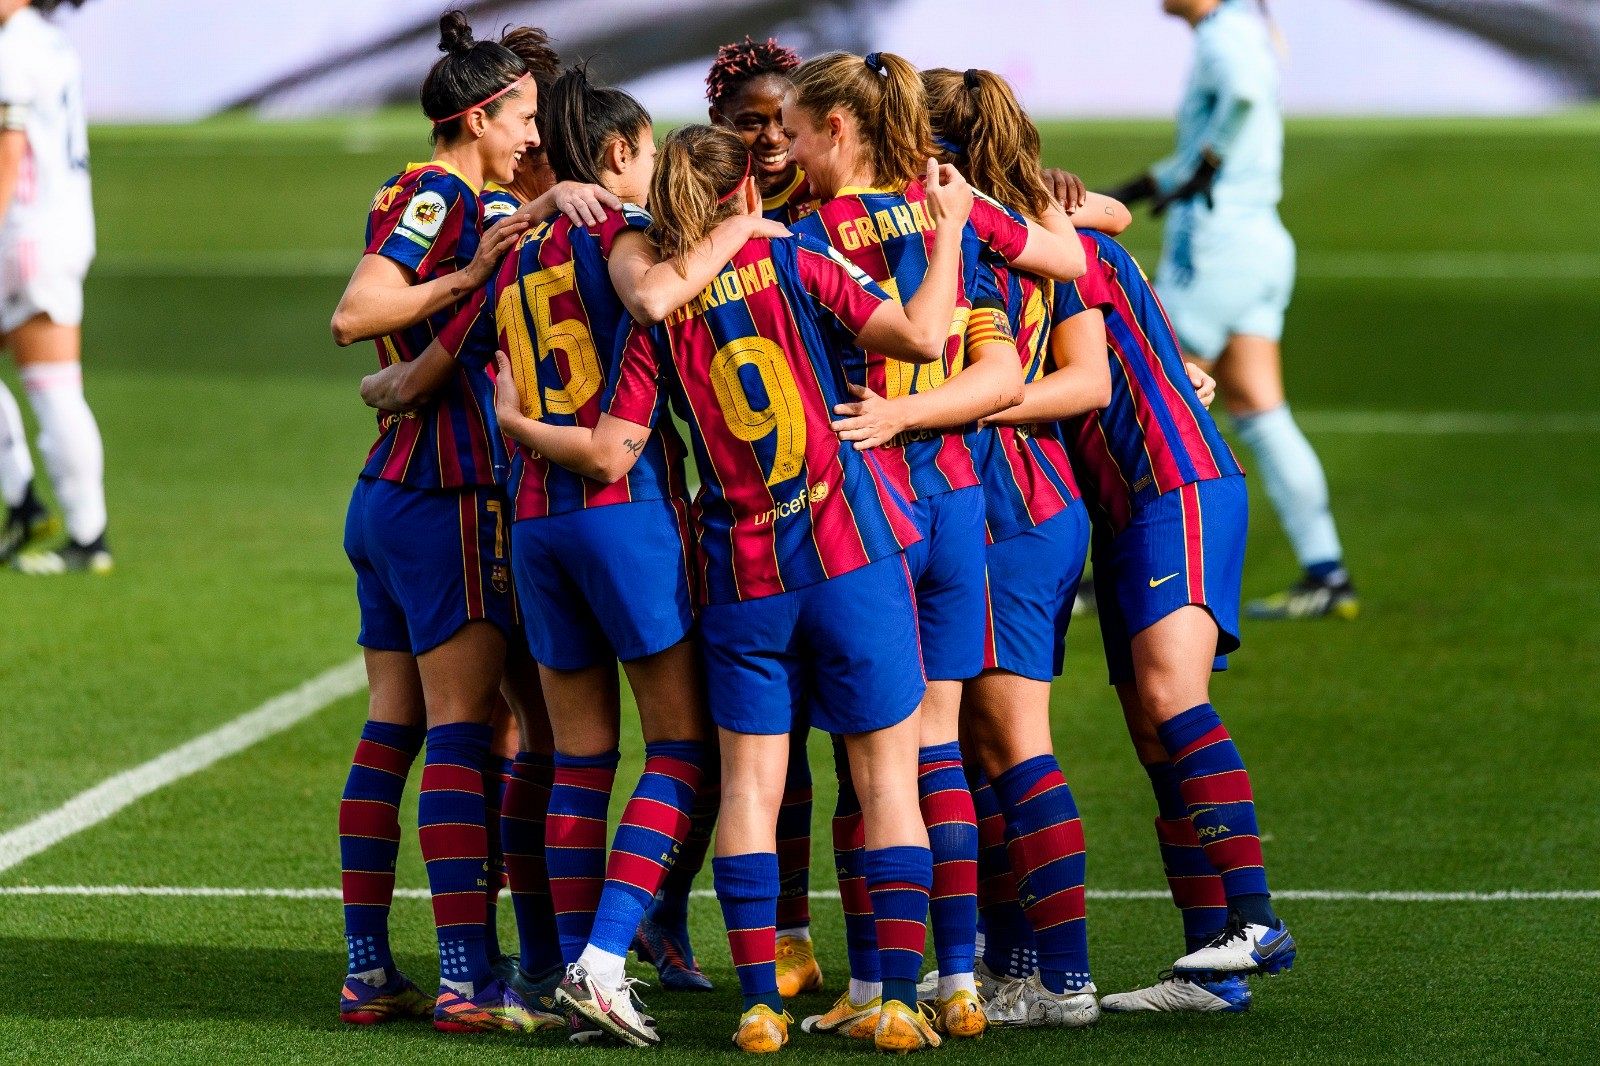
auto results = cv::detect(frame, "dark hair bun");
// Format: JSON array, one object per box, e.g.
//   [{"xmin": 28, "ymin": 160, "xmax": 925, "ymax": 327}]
[{"xmin": 438, "ymin": 11, "xmax": 476, "ymax": 56}]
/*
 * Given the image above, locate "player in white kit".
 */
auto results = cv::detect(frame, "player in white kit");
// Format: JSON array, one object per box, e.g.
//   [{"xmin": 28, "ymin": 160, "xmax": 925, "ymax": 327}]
[
  {"xmin": 0, "ymin": 0, "xmax": 109, "ymax": 574},
  {"xmin": 1108, "ymin": 0, "xmax": 1356, "ymax": 621}
]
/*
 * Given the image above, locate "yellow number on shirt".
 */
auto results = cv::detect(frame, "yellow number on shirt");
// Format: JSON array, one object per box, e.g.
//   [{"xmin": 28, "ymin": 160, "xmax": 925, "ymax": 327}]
[
  {"xmin": 709, "ymin": 337, "xmax": 806, "ymax": 486},
  {"xmin": 498, "ymin": 260, "xmax": 603, "ymax": 418},
  {"xmin": 874, "ymin": 274, "xmax": 967, "ymax": 399}
]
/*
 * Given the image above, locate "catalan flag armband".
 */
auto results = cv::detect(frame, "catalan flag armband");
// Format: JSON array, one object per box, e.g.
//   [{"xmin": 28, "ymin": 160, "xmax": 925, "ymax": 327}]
[{"xmin": 965, "ymin": 302, "xmax": 1015, "ymax": 350}]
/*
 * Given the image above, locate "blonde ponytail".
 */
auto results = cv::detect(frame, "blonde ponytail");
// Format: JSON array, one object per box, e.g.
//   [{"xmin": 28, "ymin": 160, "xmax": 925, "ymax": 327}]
[
  {"xmin": 922, "ymin": 67, "xmax": 1053, "ymax": 221},
  {"xmin": 789, "ymin": 50, "xmax": 936, "ymax": 190},
  {"xmin": 648, "ymin": 125, "xmax": 751, "ymax": 271}
]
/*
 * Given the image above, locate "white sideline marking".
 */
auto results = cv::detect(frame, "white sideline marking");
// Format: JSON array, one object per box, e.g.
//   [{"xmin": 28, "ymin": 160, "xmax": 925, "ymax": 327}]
[
  {"xmin": 0, "ymin": 658, "xmax": 367, "ymax": 876},
  {"xmin": 90, "ymin": 250, "xmax": 1600, "ymax": 281},
  {"xmin": 2, "ymin": 884, "xmax": 1596, "ymax": 903},
  {"xmin": 1298, "ymin": 411, "xmax": 1600, "ymax": 435}
]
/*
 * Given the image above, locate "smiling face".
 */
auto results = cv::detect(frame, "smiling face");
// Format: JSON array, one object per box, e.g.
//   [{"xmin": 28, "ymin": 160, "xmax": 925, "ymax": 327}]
[
  {"xmin": 473, "ymin": 85, "xmax": 541, "ymax": 187},
  {"xmin": 780, "ymin": 90, "xmax": 860, "ymax": 199},
  {"xmin": 712, "ymin": 74, "xmax": 795, "ymax": 191}
]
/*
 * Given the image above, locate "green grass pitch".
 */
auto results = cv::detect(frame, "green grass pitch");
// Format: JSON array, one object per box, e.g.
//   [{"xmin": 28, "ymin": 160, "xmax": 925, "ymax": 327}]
[{"xmin": 1, "ymin": 112, "xmax": 1598, "ymax": 1062}]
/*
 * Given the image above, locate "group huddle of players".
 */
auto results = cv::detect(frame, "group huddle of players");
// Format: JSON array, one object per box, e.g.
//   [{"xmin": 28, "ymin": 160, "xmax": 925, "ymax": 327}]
[{"xmin": 329, "ymin": 9, "xmax": 1297, "ymax": 1054}]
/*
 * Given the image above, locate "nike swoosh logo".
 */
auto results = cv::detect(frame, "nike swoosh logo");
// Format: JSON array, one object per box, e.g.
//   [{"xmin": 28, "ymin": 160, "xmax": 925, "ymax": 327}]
[
  {"xmin": 1256, "ymin": 930, "xmax": 1293, "ymax": 959},
  {"xmin": 1149, "ymin": 573, "xmax": 1181, "ymax": 588}
]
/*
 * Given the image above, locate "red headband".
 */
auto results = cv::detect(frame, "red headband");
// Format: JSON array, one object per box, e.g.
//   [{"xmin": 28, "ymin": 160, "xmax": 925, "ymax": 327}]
[
  {"xmin": 433, "ymin": 73, "xmax": 531, "ymax": 126},
  {"xmin": 716, "ymin": 153, "xmax": 754, "ymax": 203}
]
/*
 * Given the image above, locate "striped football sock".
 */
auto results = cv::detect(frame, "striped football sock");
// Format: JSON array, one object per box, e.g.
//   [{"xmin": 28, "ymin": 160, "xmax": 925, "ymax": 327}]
[
  {"xmin": 1145, "ymin": 761, "xmax": 1228, "ymax": 952},
  {"xmin": 418, "ymin": 722, "xmax": 494, "ymax": 990},
  {"xmin": 714, "ymin": 852, "xmax": 783, "ymax": 1012},
  {"xmin": 650, "ymin": 766, "xmax": 718, "ymax": 932},
  {"xmin": 992, "ymin": 755, "xmax": 1091, "ymax": 994},
  {"xmin": 481, "ymin": 755, "xmax": 511, "ymax": 960},
  {"xmin": 501, "ymin": 751, "xmax": 562, "ymax": 976},
  {"xmin": 775, "ymin": 735, "xmax": 814, "ymax": 933},
  {"xmin": 1157, "ymin": 704, "xmax": 1277, "ymax": 928},
  {"xmin": 339, "ymin": 720, "xmax": 424, "ymax": 976},
  {"xmin": 585, "ymin": 741, "xmax": 707, "ymax": 970},
  {"xmin": 832, "ymin": 747, "xmax": 880, "ymax": 983},
  {"xmin": 970, "ymin": 771, "xmax": 1037, "ymax": 978},
  {"xmin": 918, "ymin": 742, "xmax": 978, "ymax": 981},
  {"xmin": 547, "ymin": 749, "xmax": 619, "ymax": 965},
  {"xmin": 864, "ymin": 845, "xmax": 933, "ymax": 1009}
]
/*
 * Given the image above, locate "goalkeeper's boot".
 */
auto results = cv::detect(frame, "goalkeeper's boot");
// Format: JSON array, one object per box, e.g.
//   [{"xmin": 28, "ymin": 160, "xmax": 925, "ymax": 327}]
[
  {"xmin": 14, "ymin": 532, "xmax": 112, "ymax": 575},
  {"xmin": 1246, "ymin": 569, "xmax": 1357, "ymax": 621},
  {"xmin": 0, "ymin": 485, "xmax": 57, "ymax": 564}
]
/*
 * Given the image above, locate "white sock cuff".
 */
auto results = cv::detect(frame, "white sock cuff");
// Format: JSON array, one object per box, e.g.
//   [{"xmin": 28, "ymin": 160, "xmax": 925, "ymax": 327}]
[{"xmin": 20, "ymin": 362, "xmax": 83, "ymax": 393}]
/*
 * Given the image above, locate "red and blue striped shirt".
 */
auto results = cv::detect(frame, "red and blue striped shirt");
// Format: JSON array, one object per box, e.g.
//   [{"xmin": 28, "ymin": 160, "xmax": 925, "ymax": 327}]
[
  {"xmin": 1053, "ymin": 231, "xmax": 1243, "ymax": 531},
  {"xmin": 790, "ymin": 181, "xmax": 1030, "ymax": 502},
  {"xmin": 609, "ymin": 235, "xmax": 920, "ymax": 605},
  {"xmin": 958, "ymin": 198, "xmax": 1082, "ymax": 543},
  {"xmin": 451, "ymin": 203, "xmax": 689, "ymax": 521},
  {"xmin": 762, "ymin": 167, "xmax": 819, "ymax": 226},
  {"xmin": 360, "ymin": 161, "xmax": 502, "ymax": 489}
]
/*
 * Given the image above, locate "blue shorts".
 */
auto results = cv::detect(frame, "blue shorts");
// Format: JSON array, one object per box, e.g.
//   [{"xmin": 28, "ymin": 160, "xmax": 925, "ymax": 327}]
[
  {"xmin": 1092, "ymin": 475, "xmax": 1247, "ymax": 685},
  {"xmin": 982, "ymin": 502, "xmax": 1090, "ymax": 682},
  {"xmin": 699, "ymin": 554, "xmax": 925, "ymax": 736},
  {"xmin": 1157, "ymin": 207, "xmax": 1296, "ymax": 360},
  {"xmin": 344, "ymin": 477, "xmax": 515, "ymax": 656},
  {"xmin": 510, "ymin": 500, "xmax": 694, "ymax": 670},
  {"xmin": 901, "ymin": 485, "xmax": 987, "ymax": 682}
]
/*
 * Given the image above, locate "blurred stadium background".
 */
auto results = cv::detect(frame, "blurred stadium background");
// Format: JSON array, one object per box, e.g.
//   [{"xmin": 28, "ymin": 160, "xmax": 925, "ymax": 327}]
[{"xmin": 0, "ymin": 1, "xmax": 1596, "ymax": 1062}]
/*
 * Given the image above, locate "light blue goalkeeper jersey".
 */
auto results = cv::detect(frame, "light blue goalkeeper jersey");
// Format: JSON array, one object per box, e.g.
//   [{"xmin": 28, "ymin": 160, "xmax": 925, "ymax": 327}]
[{"xmin": 1152, "ymin": 0, "xmax": 1283, "ymax": 216}]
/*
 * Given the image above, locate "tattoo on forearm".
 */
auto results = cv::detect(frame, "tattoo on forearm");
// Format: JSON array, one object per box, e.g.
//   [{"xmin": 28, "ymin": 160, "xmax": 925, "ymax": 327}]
[{"xmin": 623, "ymin": 438, "xmax": 645, "ymax": 456}]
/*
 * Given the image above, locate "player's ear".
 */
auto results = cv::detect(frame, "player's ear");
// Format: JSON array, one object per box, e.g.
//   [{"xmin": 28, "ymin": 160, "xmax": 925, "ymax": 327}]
[
  {"xmin": 603, "ymin": 135, "xmax": 629, "ymax": 177},
  {"xmin": 827, "ymin": 108, "xmax": 846, "ymax": 144},
  {"xmin": 741, "ymin": 176, "xmax": 761, "ymax": 215},
  {"xmin": 708, "ymin": 105, "xmax": 723, "ymax": 127},
  {"xmin": 465, "ymin": 107, "xmax": 488, "ymax": 139}
]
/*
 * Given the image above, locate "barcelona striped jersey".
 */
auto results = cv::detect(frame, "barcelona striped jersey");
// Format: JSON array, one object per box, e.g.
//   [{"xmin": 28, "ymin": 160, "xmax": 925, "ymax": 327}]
[
  {"xmin": 360, "ymin": 161, "xmax": 502, "ymax": 489},
  {"xmin": 608, "ymin": 234, "xmax": 921, "ymax": 605},
  {"xmin": 1054, "ymin": 231, "xmax": 1243, "ymax": 531},
  {"xmin": 762, "ymin": 167, "xmax": 818, "ymax": 225},
  {"xmin": 790, "ymin": 180, "xmax": 1029, "ymax": 502},
  {"xmin": 447, "ymin": 203, "xmax": 689, "ymax": 521},
  {"xmin": 959, "ymin": 199, "xmax": 1082, "ymax": 543}
]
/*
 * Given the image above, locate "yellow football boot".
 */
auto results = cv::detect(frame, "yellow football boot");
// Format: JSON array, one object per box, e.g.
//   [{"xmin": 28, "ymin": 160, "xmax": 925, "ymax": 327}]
[
  {"xmin": 775, "ymin": 935, "xmax": 824, "ymax": 998},
  {"xmin": 800, "ymin": 989, "xmax": 881, "ymax": 1039},
  {"xmin": 874, "ymin": 999, "xmax": 942, "ymax": 1054},
  {"xmin": 933, "ymin": 988, "xmax": 987, "ymax": 1039},
  {"xmin": 733, "ymin": 1004, "xmax": 792, "ymax": 1053}
]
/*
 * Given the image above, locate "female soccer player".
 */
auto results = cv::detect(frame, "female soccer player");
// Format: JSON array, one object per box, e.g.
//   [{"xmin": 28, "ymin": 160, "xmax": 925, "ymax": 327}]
[
  {"xmin": 699, "ymin": 32, "xmax": 828, "ymax": 995},
  {"xmin": 495, "ymin": 124, "xmax": 974, "ymax": 1054},
  {"xmin": 899, "ymin": 64, "xmax": 1113, "ymax": 1031},
  {"xmin": 779, "ymin": 49, "xmax": 1086, "ymax": 1042},
  {"xmin": 328, "ymin": 12, "xmax": 590, "ymax": 1034},
  {"xmin": 0, "ymin": 0, "xmax": 108, "ymax": 574},
  {"xmin": 706, "ymin": 35, "xmax": 815, "ymax": 227},
  {"xmin": 1108, "ymin": 0, "xmax": 1356, "ymax": 620},
  {"xmin": 992, "ymin": 226, "xmax": 1296, "ymax": 1012}
]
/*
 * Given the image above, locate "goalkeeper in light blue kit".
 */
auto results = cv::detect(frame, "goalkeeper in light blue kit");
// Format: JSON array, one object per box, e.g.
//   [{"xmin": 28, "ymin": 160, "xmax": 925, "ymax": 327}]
[{"xmin": 1108, "ymin": 0, "xmax": 1356, "ymax": 621}]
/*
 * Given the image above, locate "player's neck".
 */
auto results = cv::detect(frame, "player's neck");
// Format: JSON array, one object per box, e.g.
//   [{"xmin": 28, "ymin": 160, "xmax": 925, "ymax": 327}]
[
  {"xmin": 432, "ymin": 145, "xmax": 485, "ymax": 194},
  {"xmin": 1184, "ymin": 0, "xmax": 1224, "ymax": 27},
  {"xmin": 757, "ymin": 163, "xmax": 800, "ymax": 199}
]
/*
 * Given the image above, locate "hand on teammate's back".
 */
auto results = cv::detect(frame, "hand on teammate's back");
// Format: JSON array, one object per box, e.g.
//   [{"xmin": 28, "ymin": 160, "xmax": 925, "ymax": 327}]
[
  {"xmin": 1185, "ymin": 362, "xmax": 1217, "ymax": 408},
  {"xmin": 461, "ymin": 215, "xmax": 531, "ymax": 286},
  {"xmin": 550, "ymin": 180, "xmax": 622, "ymax": 227},
  {"xmin": 1045, "ymin": 167, "xmax": 1088, "ymax": 212}
]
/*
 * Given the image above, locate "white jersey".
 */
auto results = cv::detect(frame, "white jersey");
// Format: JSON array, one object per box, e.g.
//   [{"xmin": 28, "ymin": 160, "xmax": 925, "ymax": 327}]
[{"xmin": 0, "ymin": 5, "xmax": 94, "ymax": 252}]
